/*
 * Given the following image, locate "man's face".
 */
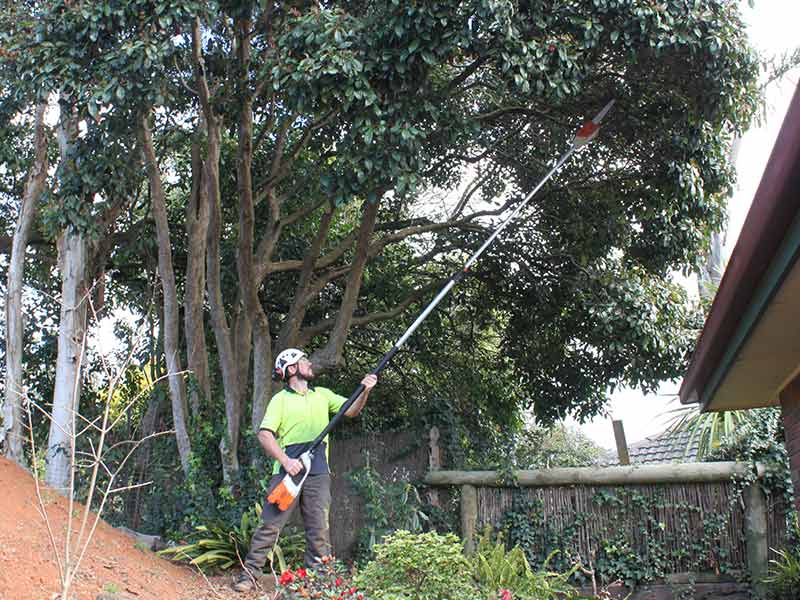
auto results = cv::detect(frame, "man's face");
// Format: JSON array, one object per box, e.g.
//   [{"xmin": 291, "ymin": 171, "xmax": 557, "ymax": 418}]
[{"xmin": 292, "ymin": 357, "xmax": 314, "ymax": 380}]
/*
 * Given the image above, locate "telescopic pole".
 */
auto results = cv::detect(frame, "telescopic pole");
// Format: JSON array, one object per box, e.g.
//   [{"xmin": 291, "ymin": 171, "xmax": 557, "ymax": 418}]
[{"xmin": 308, "ymin": 99, "xmax": 615, "ymax": 454}]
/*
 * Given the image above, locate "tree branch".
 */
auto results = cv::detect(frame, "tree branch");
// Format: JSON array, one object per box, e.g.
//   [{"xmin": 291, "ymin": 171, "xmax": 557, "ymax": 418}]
[
  {"xmin": 299, "ymin": 279, "xmax": 443, "ymax": 347},
  {"xmin": 313, "ymin": 200, "xmax": 380, "ymax": 369}
]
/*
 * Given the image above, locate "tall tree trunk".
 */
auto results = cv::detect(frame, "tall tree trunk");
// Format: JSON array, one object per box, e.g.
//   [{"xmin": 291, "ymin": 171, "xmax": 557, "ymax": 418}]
[
  {"xmin": 234, "ymin": 15, "xmax": 263, "ymax": 435},
  {"xmin": 139, "ymin": 113, "xmax": 192, "ymax": 477},
  {"xmin": 204, "ymin": 117, "xmax": 241, "ymax": 482},
  {"xmin": 45, "ymin": 114, "xmax": 89, "ymax": 492},
  {"xmin": 192, "ymin": 17, "xmax": 241, "ymax": 481},
  {"xmin": 184, "ymin": 134, "xmax": 211, "ymax": 415},
  {"xmin": 125, "ymin": 386, "xmax": 163, "ymax": 530},
  {"xmin": 251, "ymin": 306, "xmax": 272, "ymax": 432},
  {"xmin": 2, "ymin": 102, "xmax": 48, "ymax": 465},
  {"xmin": 46, "ymin": 232, "xmax": 88, "ymax": 491}
]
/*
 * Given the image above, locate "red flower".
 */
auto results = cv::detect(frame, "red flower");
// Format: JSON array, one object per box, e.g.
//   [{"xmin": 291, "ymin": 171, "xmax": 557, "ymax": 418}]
[
  {"xmin": 500, "ymin": 590, "xmax": 513, "ymax": 600},
  {"xmin": 335, "ymin": 577, "xmax": 343, "ymax": 587},
  {"xmin": 547, "ymin": 44, "xmax": 556, "ymax": 53},
  {"xmin": 295, "ymin": 567, "xmax": 308, "ymax": 579},
  {"xmin": 278, "ymin": 570, "xmax": 295, "ymax": 585},
  {"xmin": 348, "ymin": 587, "xmax": 358, "ymax": 595}
]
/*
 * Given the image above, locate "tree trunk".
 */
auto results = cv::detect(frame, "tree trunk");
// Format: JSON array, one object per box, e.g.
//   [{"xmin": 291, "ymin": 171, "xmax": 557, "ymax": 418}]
[
  {"xmin": 192, "ymin": 18, "xmax": 241, "ymax": 481},
  {"xmin": 139, "ymin": 113, "xmax": 192, "ymax": 477},
  {"xmin": 251, "ymin": 304, "xmax": 272, "ymax": 431},
  {"xmin": 126, "ymin": 387, "xmax": 164, "ymax": 530},
  {"xmin": 45, "ymin": 114, "xmax": 89, "ymax": 492},
  {"xmin": 2, "ymin": 102, "xmax": 48, "ymax": 465},
  {"xmin": 184, "ymin": 134, "xmax": 211, "ymax": 415},
  {"xmin": 46, "ymin": 230, "xmax": 88, "ymax": 492},
  {"xmin": 204, "ymin": 118, "xmax": 242, "ymax": 482},
  {"xmin": 234, "ymin": 17, "xmax": 264, "ymax": 435}
]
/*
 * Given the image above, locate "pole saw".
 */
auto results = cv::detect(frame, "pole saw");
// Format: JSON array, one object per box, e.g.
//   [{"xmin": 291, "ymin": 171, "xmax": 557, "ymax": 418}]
[{"xmin": 267, "ymin": 99, "xmax": 616, "ymax": 510}]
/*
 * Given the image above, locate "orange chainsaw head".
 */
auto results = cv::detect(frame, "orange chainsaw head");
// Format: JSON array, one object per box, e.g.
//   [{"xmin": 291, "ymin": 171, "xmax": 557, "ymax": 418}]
[{"xmin": 267, "ymin": 480, "xmax": 297, "ymax": 511}]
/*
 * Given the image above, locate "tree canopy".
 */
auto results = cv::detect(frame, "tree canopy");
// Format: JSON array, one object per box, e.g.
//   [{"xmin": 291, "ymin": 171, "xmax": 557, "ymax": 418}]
[{"xmin": 1, "ymin": 0, "xmax": 761, "ymax": 523}]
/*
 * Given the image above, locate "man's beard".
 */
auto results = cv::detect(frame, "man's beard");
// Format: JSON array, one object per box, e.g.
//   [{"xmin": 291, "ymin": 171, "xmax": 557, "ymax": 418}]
[{"xmin": 298, "ymin": 365, "xmax": 315, "ymax": 381}]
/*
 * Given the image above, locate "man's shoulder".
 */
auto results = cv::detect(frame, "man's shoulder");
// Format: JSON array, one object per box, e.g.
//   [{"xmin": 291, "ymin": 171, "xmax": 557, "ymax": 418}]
[{"xmin": 269, "ymin": 389, "xmax": 292, "ymax": 403}]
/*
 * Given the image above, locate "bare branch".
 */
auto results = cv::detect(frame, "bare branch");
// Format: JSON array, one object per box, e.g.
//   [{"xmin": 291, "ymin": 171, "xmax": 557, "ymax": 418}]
[{"xmin": 298, "ymin": 279, "xmax": 443, "ymax": 345}]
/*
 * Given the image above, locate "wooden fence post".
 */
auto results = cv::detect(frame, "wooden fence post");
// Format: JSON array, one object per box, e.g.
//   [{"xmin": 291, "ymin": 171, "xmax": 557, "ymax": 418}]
[
  {"xmin": 612, "ymin": 420, "xmax": 630, "ymax": 465},
  {"xmin": 461, "ymin": 484, "xmax": 478, "ymax": 554},
  {"xmin": 427, "ymin": 426, "xmax": 442, "ymax": 508},
  {"xmin": 744, "ymin": 481, "xmax": 768, "ymax": 594}
]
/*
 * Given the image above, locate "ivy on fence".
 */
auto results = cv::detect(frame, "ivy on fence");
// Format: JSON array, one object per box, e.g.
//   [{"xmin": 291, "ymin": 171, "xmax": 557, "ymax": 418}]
[{"xmin": 499, "ymin": 487, "xmax": 740, "ymax": 588}]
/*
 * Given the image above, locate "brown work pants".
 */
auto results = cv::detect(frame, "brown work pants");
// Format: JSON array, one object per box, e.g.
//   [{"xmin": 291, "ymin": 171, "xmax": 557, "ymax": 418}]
[{"xmin": 242, "ymin": 473, "xmax": 332, "ymax": 574}]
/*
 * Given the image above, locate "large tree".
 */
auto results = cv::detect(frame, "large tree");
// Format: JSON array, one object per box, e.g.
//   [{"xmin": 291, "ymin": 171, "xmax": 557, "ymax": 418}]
[{"xmin": 2, "ymin": 0, "xmax": 759, "ymax": 483}]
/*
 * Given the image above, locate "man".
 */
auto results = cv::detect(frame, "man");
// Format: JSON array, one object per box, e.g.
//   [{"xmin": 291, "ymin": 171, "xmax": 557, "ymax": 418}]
[{"xmin": 232, "ymin": 348, "xmax": 377, "ymax": 592}]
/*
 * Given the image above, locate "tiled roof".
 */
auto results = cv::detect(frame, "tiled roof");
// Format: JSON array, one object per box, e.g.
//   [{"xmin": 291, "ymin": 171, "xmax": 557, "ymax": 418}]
[{"xmin": 598, "ymin": 428, "xmax": 700, "ymax": 466}]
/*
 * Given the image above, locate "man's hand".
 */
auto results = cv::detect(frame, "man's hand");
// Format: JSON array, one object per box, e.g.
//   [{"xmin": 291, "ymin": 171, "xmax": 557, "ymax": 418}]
[
  {"xmin": 345, "ymin": 374, "xmax": 377, "ymax": 418},
  {"xmin": 282, "ymin": 457, "xmax": 304, "ymax": 476},
  {"xmin": 361, "ymin": 373, "xmax": 378, "ymax": 390}
]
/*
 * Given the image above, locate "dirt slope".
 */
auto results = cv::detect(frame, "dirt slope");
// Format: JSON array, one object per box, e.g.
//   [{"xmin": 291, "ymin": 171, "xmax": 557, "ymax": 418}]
[{"xmin": 0, "ymin": 456, "xmax": 273, "ymax": 600}]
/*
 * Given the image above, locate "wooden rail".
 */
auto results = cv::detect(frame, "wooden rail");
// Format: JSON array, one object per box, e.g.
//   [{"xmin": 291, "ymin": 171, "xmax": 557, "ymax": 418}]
[{"xmin": 423, "ymin": 461, "xmax": 758, "ymax": 487}]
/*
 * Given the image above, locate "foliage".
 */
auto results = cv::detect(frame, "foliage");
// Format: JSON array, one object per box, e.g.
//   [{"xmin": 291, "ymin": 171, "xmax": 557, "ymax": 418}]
[
  {"xmin": 354, "ymin": 530, "xmax": 478, "ymax": 599},
  {"xmin": 763, "ymin": 517, "xmax": 800, "ymax": 600},
  {"xmin": 511, "ymin": 423, "xmax": 604, "ymax": 470},
  {"xmin": 158, "ymin": 503, "xmax": 305, "ymax": 572},
  {"xmin": 472, "ymin": 529, "xmax": 579, "ymax": 600},
  {"xmin": 279, "ymin": 558, "xmax": 368, "ymax": 600},
  {"xmin": 704, "ymin": 407, "xmax": 797, "ymax": 533},
  {"xmin": 501, "ymin": 488, "xmax": 736, "ymax": 588},
  {"xmin": 347, "ymin": 457, "xmax": 429, "ymax": 559},
  {"xmin": 1, "ymin": 0, "xmax": 767, "ymax": 542},
  {"xmin": 664, "ymin": 403, "xmax": 757, "ymax": 459}
]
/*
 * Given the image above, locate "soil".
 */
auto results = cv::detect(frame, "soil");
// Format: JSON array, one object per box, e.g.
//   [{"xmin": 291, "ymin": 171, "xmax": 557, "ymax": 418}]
[{"xmin": 0, "ymin": 456, "xmax": 278, "ymax": 600}]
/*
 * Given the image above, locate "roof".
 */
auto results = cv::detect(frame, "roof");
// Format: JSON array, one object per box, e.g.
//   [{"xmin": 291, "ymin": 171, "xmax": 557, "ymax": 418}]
[
  {"xmin": 679, "ymin": 83, "xmax": 800, "ymax": 412},
  {"xmin": 599, "ymin": 428, "xmax": 699, "ymax": 466}
]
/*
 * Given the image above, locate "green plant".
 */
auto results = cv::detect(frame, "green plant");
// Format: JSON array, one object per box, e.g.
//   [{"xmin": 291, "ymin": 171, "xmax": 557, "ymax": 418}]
[
  {"xmin": 763, "ymin": 516, "xmax": 800, "ymax": 600},
  {"xmin": 103, "ymin": 582, "xmax": 120, "ymax": 594},
  {"xmin": 472, "ymin": 529, "xmax": 579, "ymax": 600},
  {"xmin": 473, "ymin": 529, "xmax": 534, "ymax": 592},
  {"xmin": 664, "ymin": 404, "xmax": 756, "ymax": 460},
  {"xmin": 279, "ymin": 557, "xmax": 368, "ymax": 600},
  {"xmin": 158, "ymin": 503, "xmax": 305, "ymax": 571},
  {"xmin": 763, "ymin": 547, "xmax": 800, "ymax": 600},
  {"xmin": 354, "ymin": 530, "xmax": 478, "ymax": 599},
  {"xmin": 348, "ymin": 458, "xmax": 429, "ymax": 558},
  {"xmin": 500, "ymin": 487, "xmax": 741, "ymax": 589}
]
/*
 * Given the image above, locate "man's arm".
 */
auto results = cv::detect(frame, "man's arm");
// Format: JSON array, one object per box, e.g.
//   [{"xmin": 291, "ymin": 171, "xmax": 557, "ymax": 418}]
[
  {"xmin": 257, "ymin": 429, "xmax": 303, "ymax": 476},
  {"xmin": 345, "ymin": 373, "xmax": 377, "ymax": 417}
]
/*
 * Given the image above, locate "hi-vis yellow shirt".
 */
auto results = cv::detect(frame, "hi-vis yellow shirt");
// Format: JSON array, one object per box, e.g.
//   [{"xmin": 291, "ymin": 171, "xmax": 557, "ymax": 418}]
[{"xmin": 260, "ymin": 385, "xmax": 347, "ymax": 475}]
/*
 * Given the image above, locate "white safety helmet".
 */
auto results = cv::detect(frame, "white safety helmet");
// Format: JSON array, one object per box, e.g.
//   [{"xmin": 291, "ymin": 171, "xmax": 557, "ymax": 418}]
[{"xmin": 273, "ymin": 348, "xmax": 307, "ymax": 381}]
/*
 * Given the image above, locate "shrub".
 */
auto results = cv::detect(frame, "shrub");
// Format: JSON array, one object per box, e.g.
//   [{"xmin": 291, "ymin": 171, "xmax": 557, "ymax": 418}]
[
  {"xmin": 279, "ymin": 557, "xmax": 368, "ymax": 600},
  {"xmin": 472, "ymin": 530, "xmax": 579, "ymax": 600},
  {"xmin": 158, "ymin": 503, "xmax": 305, "ymax": 572},
  {"xmin": 763, "ymin": 517, "xmax": 800, "ymax": 600},
  {"xmin": 347, "ymin": 461, "xmax": 429, "ymax": 559},
  {"xmin": 354, "ymin": 530, "xmax": 478, "ymax": 599}
]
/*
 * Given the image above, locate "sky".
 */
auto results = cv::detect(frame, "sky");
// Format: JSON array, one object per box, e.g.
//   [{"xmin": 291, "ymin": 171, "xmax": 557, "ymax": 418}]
[{"xmin": 571, "ymin": 0, "xmax": 800, "ymax": 451}]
